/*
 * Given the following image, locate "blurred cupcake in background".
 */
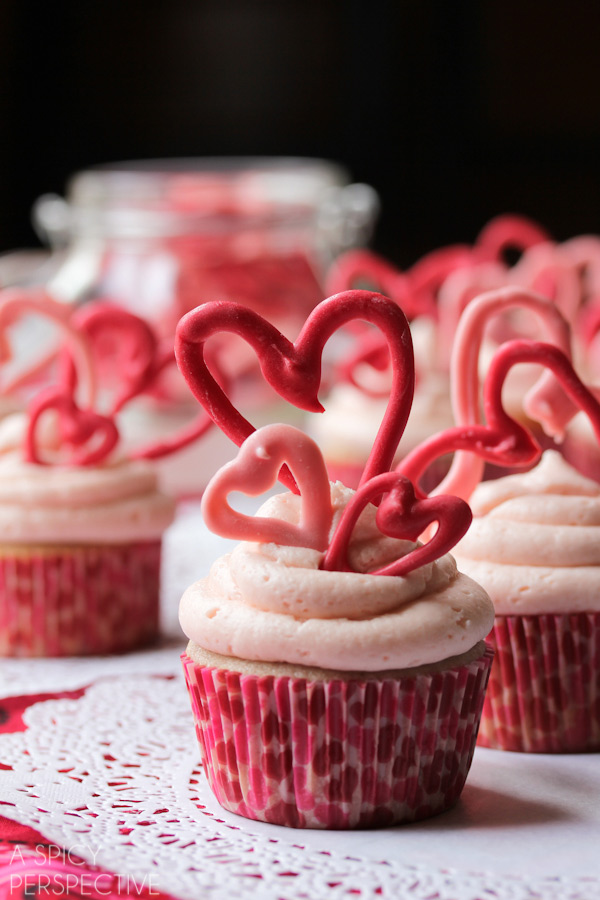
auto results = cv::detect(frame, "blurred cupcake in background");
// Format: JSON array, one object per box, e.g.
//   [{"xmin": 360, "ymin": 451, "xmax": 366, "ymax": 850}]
[
  {"xmin": 395, "ymin": 287, "xmax": 600, "ymax": 752},
  {"xmin": 0, "ymin": 291, "xmax": 206, "ymax": 656}
]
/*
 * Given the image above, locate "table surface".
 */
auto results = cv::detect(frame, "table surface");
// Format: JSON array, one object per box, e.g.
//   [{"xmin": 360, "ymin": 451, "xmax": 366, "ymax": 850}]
[{"xmin": 0, "ymin": 501, "xmax": 599, "ymax": 900}]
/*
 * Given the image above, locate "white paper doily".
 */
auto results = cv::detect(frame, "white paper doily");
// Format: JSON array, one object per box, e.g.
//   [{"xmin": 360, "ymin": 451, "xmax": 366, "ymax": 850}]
[{"xmin": 0, "ymin": 674, "xmax": 598, "ymax": 900}]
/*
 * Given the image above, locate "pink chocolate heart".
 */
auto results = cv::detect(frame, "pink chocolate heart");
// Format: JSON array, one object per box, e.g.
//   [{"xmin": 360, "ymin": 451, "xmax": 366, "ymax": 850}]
[{"xmin": 201, "ymin": 424, "xmax": 333, "ymax": 551}]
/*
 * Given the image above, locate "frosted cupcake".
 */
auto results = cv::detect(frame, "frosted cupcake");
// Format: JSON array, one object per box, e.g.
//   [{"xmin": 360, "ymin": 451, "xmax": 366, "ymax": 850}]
[
  {"xmin": 452, "ymin": 452, "xmax": 600, "ymax": 753},
  {"xmin": 179, "ymin": 424, "xmax": 494, "ymax": 828},
  {"xmin": 174, "ymin": 289, "xmax": 494, "ymax": 828},
  {"xmin": 0, "ymin": 415, "xmax": 174, "ymax": 656},
  {"xmin": 0, "ymin": 293, "xmax": 177, "ymax": 656},
  {"xmin": 397, "ymin": 288, "xmax": 600, "ymax": 752}
]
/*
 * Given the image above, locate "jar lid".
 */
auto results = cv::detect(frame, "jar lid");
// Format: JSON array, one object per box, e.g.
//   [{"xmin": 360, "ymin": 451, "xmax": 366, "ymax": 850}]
[{"xmin": 36, "ymin": 158, "xmax": 351, "ymax": 241}]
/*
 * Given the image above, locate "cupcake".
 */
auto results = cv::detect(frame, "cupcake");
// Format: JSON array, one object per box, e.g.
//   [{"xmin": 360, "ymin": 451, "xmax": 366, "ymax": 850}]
[
  {"xmin": 396, "ymin": 287, "xmax": 600, "ymax": 752},
  {"xmin": 0, "ymin": 293, "xmax": 178, "ymax": 656},
  {"xmin": 180, "ymin": 427, "xmax": 493, "ymax": 829},
  {"xmin": 453, "ymin": 451, "xmax": 600, "ymax": 753},
  {"xmin": 0, "ymin": 411, "xmax": 175, "ymax": 657},
  {"xmin": 174, "ymin": 290, "xmax": 494, "ymax": 829}
]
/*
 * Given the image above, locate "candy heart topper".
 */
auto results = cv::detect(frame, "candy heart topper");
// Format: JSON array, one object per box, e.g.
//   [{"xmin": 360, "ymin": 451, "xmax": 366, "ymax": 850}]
[
  {"xmin": 0, "ymin": 290, "xmax": 97, "ymax": 407},
  {"xmin": 202, "ymin": 423, "xmax": 471, "ymax": 577},
  {"xmin": 26, "ymin": 386, "xmax": 119, "ymax": 467},
  {"xmin": 0, "ymin": 291, "xmax": 218, "ymax": 467},
  {"xmin": 175, "ymin": 290, "xmax": 415, "ymax": 493},
  {"xmin": 474, "ymin": 214, "xmax": 550, "ymax": 262},
  {"xmin": 322, "ymin": 471, "xmax": 472, "ymax": 577},
  {"xmin": 338, "ymin": 328, "xmax": 395, "ymax": 398},
  {"xmin": 60, "ymin": 302, "xmax": 163, "ymax": 413},
  {"xmin": 325, "ymin": 251, "xmax": 418, "ymax": 317},
  {"xmin": 398, "ymin": 339, "xmax": 600, "ymax": 500},
  {"xmin": 325, "ymin": 215, "xmax": 550, "ymax": 328},
  {"xmin": 326, "ymin": 217, "xmax": 552, "ymax": 399},
  {"xmin": 422, "ymin": 287, "xmax": 574, "ymax": 501},
  {"xmin": 59, "ymin": 301, "xmax": 220, "ymax": 460},
  {"xmin": 201, "ymin": 424, "xmax": 333, "ymax": 551}
]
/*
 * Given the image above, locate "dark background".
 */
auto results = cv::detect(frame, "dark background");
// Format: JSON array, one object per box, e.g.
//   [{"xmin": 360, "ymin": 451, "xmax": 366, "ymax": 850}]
[{"xmin": 1, "ymin": 0, "xmax": 599, "ymax": 265}]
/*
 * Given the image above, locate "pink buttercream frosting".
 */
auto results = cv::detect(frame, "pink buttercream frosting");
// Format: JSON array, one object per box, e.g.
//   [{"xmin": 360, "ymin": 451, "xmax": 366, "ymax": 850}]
[
  {"xmin": 0, "ymin": 414, "xmax": 175, "ymax": 544},
  {"xmin": 453, "ymin": 450, "xmax": 600, "ymax": 614},
  {"xmin": 179, "ymin": 481, "xmax": 493, "ymax": 671}
]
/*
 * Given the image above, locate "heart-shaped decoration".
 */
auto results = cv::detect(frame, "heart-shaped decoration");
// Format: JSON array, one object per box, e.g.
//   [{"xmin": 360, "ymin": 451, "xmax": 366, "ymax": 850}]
[
  {"xmin": 26, "ymin": 386, "xmax": 119, "ymax": 466},
  {"xmin": 325, "ymin": 244, "xmax": 493, "ymax": 323},
  {"xmin": 337, "ymin": 328, "xmax": 394, "ymax": 398},
  {"xmin": 175, "ymin": 289, "xmax": 415, "ymax": 492},
  {"xmin": 322, "ymin": 471, "xmax": 472, "ymax": 577},
  {"xmin": 201, "ymin": 424, "xmax": 333, "ymax": 551},
  {"xmin": 413, "ymin": 287, "xmax": 575, "ymax": 500},
  {"xmin": 474, "ymin": 213, "xmax": 550, "ymax": 262},
  {"xmin": 59, "ymin": 301, "xmax": 223, "ymax": 461},
  {"xmin": 399, "ymin": 338, "xmax": 600, "ymax": 496},
  {"xmin": 62, "ymin": 302, "xmax": 160, "ymax": 413},
  {"xmin": 325, "ymin": 251, "xmax": 417, "ymax": 314},
  {"xmin": 0, "ymin": 290, "xmax": 97, "ymax": 404}
]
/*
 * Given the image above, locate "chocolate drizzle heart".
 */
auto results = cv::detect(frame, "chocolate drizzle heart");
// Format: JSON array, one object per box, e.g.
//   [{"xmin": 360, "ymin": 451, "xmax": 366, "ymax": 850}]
[
  {"xmin": 175, "ymin": 290, "xmax": 415, "ymax": 492},
  {"xmin": 322, "ymin": 471, "xmax": 472, "ymax": 577}
]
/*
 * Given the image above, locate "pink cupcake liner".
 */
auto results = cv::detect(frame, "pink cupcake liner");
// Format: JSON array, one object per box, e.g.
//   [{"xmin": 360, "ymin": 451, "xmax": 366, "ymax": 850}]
[
  {"xmin": 478, "ymin": 613, "xmax": 600, "ymax": 753},
  {"xmin": 182, "ymin": 645, "xmax": 494, "ymax": 829},
  {"xmin": 0, "ymin": 541, "xmax": 162, "ymax": 657}
]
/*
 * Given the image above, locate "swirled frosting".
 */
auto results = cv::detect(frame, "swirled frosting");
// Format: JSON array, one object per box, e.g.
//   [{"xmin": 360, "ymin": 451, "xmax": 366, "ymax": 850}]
[
  {"xmin": 453, "ymin": 450, "xmax": 600, "ymax": 614},
  {"xmin": 179, "ymin": 481, "xmax": 493, "ymax": 671},
  {"xmin": 0, "ymin": 414, "xmax": 175, "ymax": 544}
]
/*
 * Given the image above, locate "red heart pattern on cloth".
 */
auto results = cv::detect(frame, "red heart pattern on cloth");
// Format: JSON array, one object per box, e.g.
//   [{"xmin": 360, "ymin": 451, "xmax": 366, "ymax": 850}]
[
  {"xmin": 174, "ymin": 290, "xmax": 415, "ymax": 492},
  {"xmin": 26, "ymin": 386, "xmax": 119, "ymax": 466},
  {"xmin": 201, "ymin": 424, "xmax": 333, "ymax": 551},
  {"xmin": 322, "ymin": 471, "xmax": 472, "ymax": 577}
]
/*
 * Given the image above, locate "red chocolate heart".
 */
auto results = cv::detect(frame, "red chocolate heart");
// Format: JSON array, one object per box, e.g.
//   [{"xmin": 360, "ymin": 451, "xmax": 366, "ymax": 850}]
[
  {"xmin": 325, "ymin": 251, "xmax": 416, "ymax": 315},
  {"xmin": 63, "ymin": 303, "xmax": 160, "ymax": 412},
  {"xmin": 61, "ymin": 302, "xmax": 220, "ymax": 461},
  {"xmin": 174, "ymin": 290, "xmax": 414, "ymax": 492},
  {"xmin": 201, "ymin": 424, "xmax": 333, "ymax": 551},
  {"xmin": 26, "ymin": 386, "xmax": 119, "ymax": 466},
  {"xmin": 322, "ymin": 471, "xmax": 472, "ymax": 577},
  {"xmin": 399, "ymin": 339, "xmax": 600, "ymax": 491}
]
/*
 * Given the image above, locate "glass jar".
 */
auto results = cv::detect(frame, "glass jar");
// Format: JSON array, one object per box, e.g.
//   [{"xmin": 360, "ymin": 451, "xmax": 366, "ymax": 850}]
[
  {"xmin": 33, "ymin": 157, "xmax": 378, "ymax": 338},
  {"xmin": 27, "ymin": 158, "xmax": 379, "ymax": 496}
]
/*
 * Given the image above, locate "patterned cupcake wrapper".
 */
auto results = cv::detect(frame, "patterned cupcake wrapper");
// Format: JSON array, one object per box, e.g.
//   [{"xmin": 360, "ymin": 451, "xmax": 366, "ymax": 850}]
[
  {"xmin": 478, "ymin": 613, "xmax": 600, "ymax": 753},
  {"xmin": 182, "ymin": 645, "xmax": 494, "ymax": 829},
  {"xmin": 0, "ymin": 541, "xmax": 162, "ymax": 657}
]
